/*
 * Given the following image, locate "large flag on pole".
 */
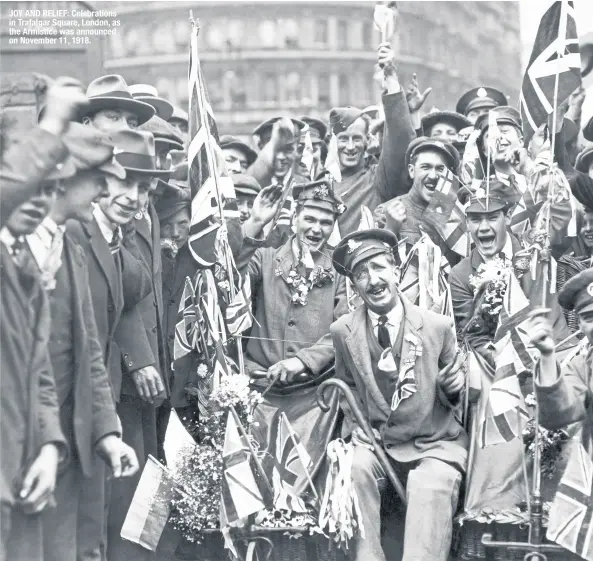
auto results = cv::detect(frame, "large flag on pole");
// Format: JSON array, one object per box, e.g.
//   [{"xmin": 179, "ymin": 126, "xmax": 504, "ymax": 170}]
[
  {"xmin": 519, "ymin": 0, "xmax": 581, "ymax": 140},
  {"xmin": 187, "ymin": 19, "xmax": 238, "ymax": 267}
]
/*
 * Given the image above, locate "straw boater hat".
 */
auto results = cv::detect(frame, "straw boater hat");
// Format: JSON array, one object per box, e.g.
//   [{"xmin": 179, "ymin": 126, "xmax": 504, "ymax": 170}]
[
  {"xmin": 81, "ymin": 75, "xmax": 155, "ymax": 125},
  {"xmin": 129, "ymin": 84, "xmax": 174, "ymax": 121}
]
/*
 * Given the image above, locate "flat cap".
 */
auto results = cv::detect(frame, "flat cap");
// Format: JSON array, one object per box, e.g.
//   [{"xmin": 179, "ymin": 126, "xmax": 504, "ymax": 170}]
[
  {"xmin": 252, "ymin": 117, "xmax": 305, "ymax": 140},
  {"xmin": 405, "ymin": 136, "xmax": 460, "ymax": 171},
  {"xmin": 475, "ymin": 106, "xmax": 523, "ymax": 137},
  {"xmin": 421, "ymin": 111, "xmax": 472, "ymax": 137},
  {"xmin": 558, "ymin": 268, "xmax": 593, "ymax": 314},
  {"xmin": 465, "ymin": 179, "xmax": 513, "ymax": 214},
  {"xmin": 300, "ymin": 116, "xmax": 327, "ymax": 143},
  {"xmin": 138, "ymin": 115, "xmax": 184, "ymax": 150},
  {"xmin": 332, "ymin": 228, "xmax": 398, "ymax": 279},
  {"xmin": 219, "ymin": 135, "xmax": 258, "ymax": 167},
  {"xmin": 575, "ymin": 146, "xmax": 593, "ymax": 174},
  {"xmin": 293, "ymin": 176, "xmax": 345, "ymax": 215},
  {"xmin": 232, "ymin": 174, "xmax": 261, "ymax": 199}
]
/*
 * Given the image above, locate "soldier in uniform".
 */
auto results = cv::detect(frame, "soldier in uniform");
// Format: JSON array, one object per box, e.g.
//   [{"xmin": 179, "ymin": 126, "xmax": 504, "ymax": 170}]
[
  {"xmin": 455, "ymin": 86, "xmax": 507, "ymax": 125},
  {"xmin": 330, "ymin": 228, "xmax": 466, "ymax": 561}
]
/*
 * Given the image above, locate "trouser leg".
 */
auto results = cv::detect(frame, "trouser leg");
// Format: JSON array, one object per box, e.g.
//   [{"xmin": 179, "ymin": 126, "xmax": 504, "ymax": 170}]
[
  {"xmin": 1, "ymin": 500, "xmax": 43, "ymax": 561},
  {"xmin": 402, "ymin": 457, "xmax": 462, "ymax": 561},
  {"xmin": 350, "ymin": 445, "xmax": 388, "ymax": 561},
  {"xmin": 77, "ymin": 460, "xmax": 107, "ymax": 561}
]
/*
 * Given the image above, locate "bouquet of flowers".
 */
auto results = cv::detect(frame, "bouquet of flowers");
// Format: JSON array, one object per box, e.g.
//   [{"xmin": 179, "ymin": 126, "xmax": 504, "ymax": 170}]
[
  {"xmin": 467, "ymin": 256, "xmax": 512, "ymax": 335},
  {"xmin": 169, "ymin": 375, "xmax": 263, "ymax": 543},
  {"xmin": 285, "ymin": 266, "xmax": 334, "ymax": 306}
]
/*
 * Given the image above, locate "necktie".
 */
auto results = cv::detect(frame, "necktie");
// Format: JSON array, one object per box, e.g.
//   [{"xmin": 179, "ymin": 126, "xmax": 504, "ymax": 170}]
[
  {"xmin": 109, "ymin": 230, "xmax": 121, "ymax": 256},
  {"xmin": 377, "ymin": 315, "xmax": 391, "ymax": 349}
]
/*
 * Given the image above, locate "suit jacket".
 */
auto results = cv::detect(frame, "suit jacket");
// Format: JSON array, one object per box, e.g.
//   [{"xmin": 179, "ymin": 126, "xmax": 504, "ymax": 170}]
[
  {"xmin": 67, "ymin": 218, "xmax": 153, "ymax": 399},
  {"xmin": 52, "ymin": 234, "xmax": 120, "ymax": 476},
  {"xmin": 449, "ymin": 235, "xmax": 572, "ymax": 354},
  {"xmin": 536, "ymin": 346, "xmax": 592, "ymax": 431},
  {"xmin": 330, "ymin": 297, "xmax": 468, "ymax": 472},
  {"xmin": 236, "ymin": 235, "xmax": 348, "ymax": 375},
  {"xmin": 0, "ymin": 246, "xmax": 66, "ymax": 504},
  {"xmin": 162, "ymin": 244, "xmax": 198, "ymax": 407},
  {"xmin": 119, "ymin": 205, "xmax": 167, "ymax": 398}
]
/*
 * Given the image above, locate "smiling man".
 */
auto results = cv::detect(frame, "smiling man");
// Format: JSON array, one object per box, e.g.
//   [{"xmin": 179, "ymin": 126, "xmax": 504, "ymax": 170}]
[{"xmin": 330, "ymin": 228, "xmax": 467, "ymax": 561}]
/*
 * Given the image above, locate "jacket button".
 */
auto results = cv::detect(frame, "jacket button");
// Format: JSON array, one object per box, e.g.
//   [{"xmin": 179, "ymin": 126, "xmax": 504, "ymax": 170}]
[
  {"xmin": 152, "ymin": 326, "xmax": 157, "ymax": 333},
  {"xmin": 169, "ymin": 299, "xmax": 175, "ymax": 305},
  {"xmin": 287, "ymin": 320, "xmax": 295, "ymax": 327},
  {"xmin": 124, "ymin": 354, "xmax": 129, "ymax": 359},
  {"xmin": 168, "ymin": 335, "xmax": 174, "ymax": 341},
  {"xmin": 153, "ymin": 301, "xmax": 158, "ymax": 307},
  {"xmin": 108, "ymin": 304, "xmax": 115, "ymax": 312},
  {"xmin": 386, "ymin": 443, "xmax": 393, "ymax": 449},
  {"xmin": 128, "ymin": 361, "xmax": 133, "ymax": 367}
]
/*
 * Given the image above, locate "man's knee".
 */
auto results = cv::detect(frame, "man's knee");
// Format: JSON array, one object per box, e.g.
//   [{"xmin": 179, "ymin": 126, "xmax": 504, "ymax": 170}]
[
  {"xmin": 407, "ymin": 458, "xmax": 462, "ymax": 506},
  {"xmin": 351, "ymin": 445, "xmax": 385, "ymax": 487}
]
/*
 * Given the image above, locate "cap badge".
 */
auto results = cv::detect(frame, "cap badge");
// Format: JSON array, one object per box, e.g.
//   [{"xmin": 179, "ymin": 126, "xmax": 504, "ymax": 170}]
[
  {"xmin": 477, "ymin": 87, "xmax": 488, "ymax": 98},
  {"xmin": 313, "ymin": 185, "xmax": 330, "ymax": 199},
  {"xmin": 587, "ymin": 282, "xmax": 593, "ymax": 297},
  {"xmin": 347, "ymin": 239, "xmax": 362, "ymax": 254},
  {"xmin": 475, "ymin": 187, "xmax": 486, "ymax": 199}
]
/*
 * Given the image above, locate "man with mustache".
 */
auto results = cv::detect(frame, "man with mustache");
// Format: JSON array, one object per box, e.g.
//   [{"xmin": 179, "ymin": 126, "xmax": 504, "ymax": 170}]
[
  {"xmin": 330, "ymin": 228, "xmax": 467, "ymax": 561},
  {"xmin": 328, "ymin": 41, "xmax": 415, "ymax": 239}
]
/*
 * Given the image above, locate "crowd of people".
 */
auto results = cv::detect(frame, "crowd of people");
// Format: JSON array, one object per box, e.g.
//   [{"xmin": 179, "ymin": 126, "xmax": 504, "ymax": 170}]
[{"xmin": 2, "ymin": 29, "xmax": 593, "ymax": 561}]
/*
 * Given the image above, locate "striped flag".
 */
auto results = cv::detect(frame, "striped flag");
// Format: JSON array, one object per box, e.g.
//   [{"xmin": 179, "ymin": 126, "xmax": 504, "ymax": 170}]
[
  {"xmin": 187, "ymin": 20, "xmax": 238, "ymax": 267},
  {"xmin": 225, "ymin": 274, "xmax": 253, "ymax": 336},
  {"xmin": 547, "ymin": 439, "xmax": 593, "ymax": 561},
  {"xmin": 221, "ymin": 407, "xmax": 274, "ymax": 523},
  {"xmin": 439, "ymin": 202, "xmax": 471, "ymax": 258},
  {"xmin": 173, "ymin": 277, "xmax": 198, "ymax": 362},
  {"xmin": 267, "ymin": 412, "xmax": 313, "ymax": 513},
  {"xmin": 480, "ymin": 271, "xmax": 533, "ymax": 448},
  {"xmin": 519, "ymin": 0, "xmax": 581, "ymax": 140},
  {"xmin": 120, "ymin": 456, "xmax": 174, "ymax": 551},
  {"xmin": 423, "ymin": 168, "xmax": 461, "ymax": 232}
]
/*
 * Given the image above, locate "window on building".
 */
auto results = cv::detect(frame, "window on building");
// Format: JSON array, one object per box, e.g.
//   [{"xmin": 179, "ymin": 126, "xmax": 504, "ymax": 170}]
[
  {"xmin": 263, "ymin": 73, "xmax": 278, "ymax": 104},
  {"xmin": 285, "ymin": 72, "xmax": 301, "ymax": 105},
  {"xmin": 283, "ymin": 18, "xmax": 299, "ymax": 48},
  {"xmin": 362, "ymin": 21, "xmax": 374, "ymax": 49},
  {"xmin": 318, "ymin": 73, "xmax": 330, "ymax": 107},
  {"xmin": 337, "ymin": 20, "xmax": 348, "ymax": 49},
  {"xmin": 365, "ymin": 72, "xmax": 376, "ymax": 105},
  {"xmin": 259, "ymin": 20, "xmax": 278, "ymax": 49},
  {"xmin": 339, "ymin": 74, "xmax": 350, "ymax": 106},
  {"xmin": 314, "ymin": 19, "xmax": 328, "ymax": 45}
]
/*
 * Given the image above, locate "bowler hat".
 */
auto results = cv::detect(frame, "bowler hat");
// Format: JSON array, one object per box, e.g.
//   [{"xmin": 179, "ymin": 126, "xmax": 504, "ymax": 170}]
[
  {"xmin": 82, "ymin": 75, "xmax": 155, "ymax": 125},
  {"xmin": 558, "ymin": 268, "xmax": 593, "ymax": 313},
  {"xmin": 456, "ymin": 86, "xmax": 507, "ymax": 116},
  {"xmin": 139, "ymin": 115, "xmax": 184, "ymax": 151},
  {"xmin": 232, "ymin": 174, "xmax": 261, "ymax": 199},
  {"xmin": 300, "ymin": 116, "xmax": 328, "ymax": 143},
  {"xmin": 219, "ymin": 135, "xmax": 258, "ymax": 167},
  {"xmin": 405, "ymin": 137, "xmax": 460, "ymax": 171},
  {"xmin": 129, "ymin": 84, "xmax": 174, "ymax": 121},
  {"xmin": 575, "ymin": 146, "xmax": 593, "ymax": 174},
  {"xmin": 62, "ymin": 123, "xmax": 126, "ymax": 179},
  {"xmin": 421, "ymin": 111, "xmax": 472, "ymax": 137},
  {"xmin": 332, "ymin": 228, "xmax": 399, "ymax": 279},
  {"xmin": 110, "ymin": 130, "xmax": 170, "ymax": 177}
]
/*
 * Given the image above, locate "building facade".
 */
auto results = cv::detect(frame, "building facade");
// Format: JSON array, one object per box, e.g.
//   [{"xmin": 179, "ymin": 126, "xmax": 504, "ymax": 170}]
[{"xmin": 103, "ymin": 1, "xmax": 521, "ymax": 135}]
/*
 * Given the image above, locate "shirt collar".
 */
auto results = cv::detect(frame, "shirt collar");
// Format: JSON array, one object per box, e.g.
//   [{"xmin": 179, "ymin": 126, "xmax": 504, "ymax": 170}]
[
  {"xmin": 367, "ymin": 296, "xmax": 402, "ymax": 328},
  {"xmin": 93, "ymin": 205, "xmax": 118, "ymax": 243},
  {"xmin": 0, "ymin": 227, "xmax": 19, "ymax": 253}
]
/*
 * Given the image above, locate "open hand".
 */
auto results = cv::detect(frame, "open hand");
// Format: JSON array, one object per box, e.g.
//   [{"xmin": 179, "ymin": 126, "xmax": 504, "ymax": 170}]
[
  {"xmin": 250, "ymin": 183, "xmax": 284, "ymax": 226},
  {"xmin": 97, "ymin": 435, "xmax": 139, "ymax": 478},
  {"xmin": 406, "ymin": 73, "xmax": 432, "ymax": 114},
  {"xmin": 18, "ymin": 444, "xmax": 59, "ymax": 514},
  {"xmin": 271, "ymin": 117, "xmax": 297, "ymax": 147},
  {"xmin": 525, "ymin": 308, "xmax": 554, "ymax": 357},
  {"xmin": 41, "ymin": 77, "xmax": 89, "ymax": 135}
]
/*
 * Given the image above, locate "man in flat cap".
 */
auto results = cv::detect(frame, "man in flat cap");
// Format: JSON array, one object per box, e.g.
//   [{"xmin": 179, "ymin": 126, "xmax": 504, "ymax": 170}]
[
  {"xmin": 529, "ymin": 269, "xmax": 593, "ymax": 431},
  {"xmin": 327, "ymin": 42, "xmax": 415, "ymax": 239},
  {"xmin": 421, "ymin": 110, "xmax": 472, "ymax": 144},
  {"xmin": 330, "ymin": 228, "xmax": 466, "ymax": 561},
  {"xmin": 233, "ymin": 173, "xmax": 261, "ymax": 224},
  {"xmin": 300, "ymin": 116, "xmax": 328, "ymax": 178},
  {"xmin": 236, "ymin": 178, "xmax": 348, "ymax": 492},
  {"xmin": 220, "ymin": 135, "xmax": 258, "ymax": 175}
]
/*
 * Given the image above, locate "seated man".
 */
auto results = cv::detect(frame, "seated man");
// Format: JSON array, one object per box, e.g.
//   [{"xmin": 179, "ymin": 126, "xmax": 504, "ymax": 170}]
[
  {"xmin": 237, "ymin": 177, "xmax": 348, "ymax": 488},
  {"xmin": 330, "ymin": 228, "xmax": 467, "ymax": 561},
  {"xmin": 530, "ymin": 269, "xmax": 593, "ymax": 431}
]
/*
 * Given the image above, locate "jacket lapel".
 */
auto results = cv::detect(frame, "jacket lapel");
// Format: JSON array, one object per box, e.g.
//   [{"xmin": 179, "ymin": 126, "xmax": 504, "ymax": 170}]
[
  {"xmin": 345, "ymin": 306, "xmax": 391, "ymax": 416},
  {"xmin": 274, "ymin": 239, "xmax": 294, "ymax": 282},
  {"xmin": 84, "ymin": 219, "xmax": 120, "ymax": 300},
  {"xmin": 149, "ymin": 203, "xmax": 161, "ymax": 276}
]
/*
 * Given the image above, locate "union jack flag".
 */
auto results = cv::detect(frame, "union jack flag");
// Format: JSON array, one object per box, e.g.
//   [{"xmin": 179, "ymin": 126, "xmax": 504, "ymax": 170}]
[
  {"xmin": 221, "ymin": 407, "xmax": 274, "ymax": 524},
  {"xmin": 187, "ymin": 19, "xmax": 238, "ymax": 267},
  {"xmin": 173, "ymin": 277, "xmax": 198, "ymax": 362},
  {"xmin": 547, "ymin": 439, "xmax": 593, "ymax": 561},
  {"xmin": 519, "ymin": 0, "xmax": 581, "ymax": 141},
  {"xmin": 480, "ymin": 271, "xmax": 533, "ymax": 448},
  {"xmin": 266, "ymin": 412, "xmax": 313, "ymax": 513},
  {"xmin": 225, "ymin": 274, "xmax": 253, "ymax": 336}
]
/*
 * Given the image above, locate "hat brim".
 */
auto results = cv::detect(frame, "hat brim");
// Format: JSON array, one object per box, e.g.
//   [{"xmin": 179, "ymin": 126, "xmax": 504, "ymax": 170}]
[
  {"xmin": 422, "ymin": 111, "xmax": 471, "ymax": 135},
  {"xmin": 82, "ymin": 97, "xmax": 156, "ymax": 126},
  {"xmin": 411, "ymin": 142, "xmax": 458, "ymax": 170},
  {"xmin": 466, "ymin": 199, "xmax": 508, "ymax": 214},
  {"xmin": 98, "ymin": 158, "xmax": 126, "ymax": 180},
  {"xmin": 584, "ymin": 115, "xmax": 593, "ymax": 143},
  {"xmin": 46, "ymin": 158, "xmax": 78, "ymax": 181},
  {"xmin": 123, "ymin": 166, "xmax": 171, "ymax": 177},
  {"xmin": 235, "ymin": 187, "xmax": 259, "ymax": 198},
  {"xmin": 155, "ymin": 137, "xmax": 185, "ymax": 152},
  {"xmin": 136, "ymin": 96, "xmax": 174, "ymax": 121}
]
